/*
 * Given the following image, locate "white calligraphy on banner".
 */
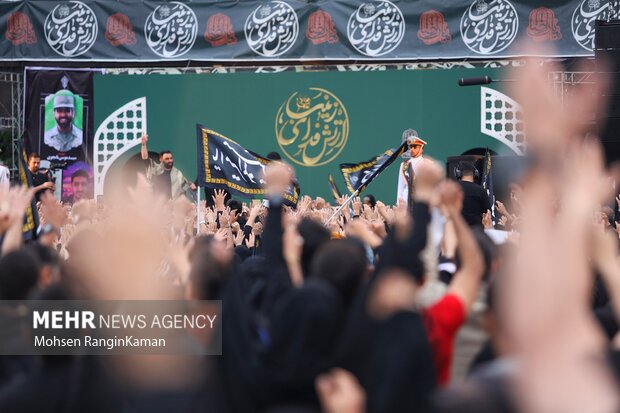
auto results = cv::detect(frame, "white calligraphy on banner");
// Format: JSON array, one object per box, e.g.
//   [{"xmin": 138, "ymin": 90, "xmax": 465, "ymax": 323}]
[
  {"xmin": 347, "ymin": 1, "xmax": 405, "ymax": 57},
  {"xmin": 571, "ymin": 0, "xmax": 617, "ymax": 51},
  {"xmin": 145, "ymin": 2, "xmax": 198, "ymax": 58},
  {"xmin": 44, "ymin": 1, "xmax": 98, "ymax": 57},
  {"xmin": 460, "ymin": 0, "xmax": 518, "ymax": 55},
  {"xmin": 245, "ymin": 1, "xmax": 299, "ymax": 57}
]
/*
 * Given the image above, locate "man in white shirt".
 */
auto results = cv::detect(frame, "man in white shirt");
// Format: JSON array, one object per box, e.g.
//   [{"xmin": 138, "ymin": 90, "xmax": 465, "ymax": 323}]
[
  {"xmin": 0, "ymin": 162, "xmax": 9, "ymax": 190},
  {"xmin": 397, "ymin": 129, "xmax": 428, "ymax": 204}
]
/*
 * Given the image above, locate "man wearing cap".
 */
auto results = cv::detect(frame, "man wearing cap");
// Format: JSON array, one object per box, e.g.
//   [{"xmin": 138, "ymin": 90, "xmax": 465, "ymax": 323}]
[
  {"xmin": 43, "ymin": 91, "xmax": 83, "ymax": 152},
  {"xmin": 397, "ymin": 129, "xmax": 428, "ymax": 204}
]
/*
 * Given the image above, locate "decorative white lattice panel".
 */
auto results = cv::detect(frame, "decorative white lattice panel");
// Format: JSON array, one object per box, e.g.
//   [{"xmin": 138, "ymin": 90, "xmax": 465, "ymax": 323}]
[
  {"xmin": 481, "ymin": 87, "xmax": 525, "ymax": 155},
  {"xmin": 94, "ymin": 97, "xmax": 147, "ymax": 197}
]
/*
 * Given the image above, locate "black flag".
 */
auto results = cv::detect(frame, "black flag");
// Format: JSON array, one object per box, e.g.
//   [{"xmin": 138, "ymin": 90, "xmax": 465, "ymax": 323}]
[
  {"xmin": 197, "ymin": 125, "xmax": 298, "ymax": 205},
  {"xmin": 340, "ymin": 142, "xmax": 407, "ymax": 194},
  {"xmin": 248, "ymin": 150, "xmax": 300, "ymax": 207},
  {"xmin": 481, "ymin": 148, "xmax": 496, "ymax": 222},
  {"xmin": 18, "ymin": 140, "xmax": 39, "ymax": 240},
  {"xmin": 328, "ymin": 174, "xmax": 343, "ymax": 202}
]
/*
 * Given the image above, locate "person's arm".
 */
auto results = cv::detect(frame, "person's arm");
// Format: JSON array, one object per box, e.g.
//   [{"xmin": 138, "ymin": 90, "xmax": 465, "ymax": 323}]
[
  {"xmin": 140, "ymin": 132, "xmax": 149, "ymax": 160},
  {"xmin": 442, "ymin": 182, "xmax": 485, "ymax": 310},
  {"xmin": 182, "ymin": 175, "xmax": 197, "ymax": 192},
  {"xmin": 243, "ymin": 204, "xmax": 260, "ymax": 240},
  {"xmin": 1, "ymin": 187, "xmax": 35, "ymax": 255},
  {"xmin": 351, "ymin": 197, "xmax": 362, "ymax": 219},
  {"xmin": 283, "ymin": 223, "xmax": 304, "ymax": 287},
  {"xmin": 262, "ymin": 198, "xmax": 285, "ymax": 266},
  {"xmin": 261, "ymin": 162, "xmax": 294, "ymax": 268},
  {"xmin": 396, "ymin": 161, "xmax": 407, "ymax": 205},
  {"xmin": 34, "ymin": 180, "xmax": 54, "ymax": 193},
  {"xmin": 375, "ymin": 161, "xmax": 442, "ymax": 275},
  {"xmin": 593, "ymin": 230, "xmax": 620, "ymax": 322}
]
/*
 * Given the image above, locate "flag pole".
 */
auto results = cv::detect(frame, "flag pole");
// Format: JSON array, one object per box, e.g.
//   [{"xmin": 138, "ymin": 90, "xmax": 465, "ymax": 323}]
[
  {"xmin": 326, "ymin": 187, "xmax": 361, "ymax": 224},
  {"xmin": 195, "ymin": 187, "xmax": 201, "ymax": 234}
]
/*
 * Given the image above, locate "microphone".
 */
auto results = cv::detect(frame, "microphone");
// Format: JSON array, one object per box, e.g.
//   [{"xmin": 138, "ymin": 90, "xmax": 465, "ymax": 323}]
[{"xmin": 458, "ymin": 76, "xmax": 492, "ymax": 86}]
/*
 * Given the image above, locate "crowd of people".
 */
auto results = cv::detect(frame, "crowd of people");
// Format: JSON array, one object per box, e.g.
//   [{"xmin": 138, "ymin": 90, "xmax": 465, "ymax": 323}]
[{"xmin": 1, "ymin": 57, "xmax": 620, "ymax": 413}]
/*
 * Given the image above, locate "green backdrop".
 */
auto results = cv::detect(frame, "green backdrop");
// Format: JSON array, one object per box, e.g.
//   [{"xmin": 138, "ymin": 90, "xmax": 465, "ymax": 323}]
[{"xmin": 94, "ymin": 67, "xmax": 510, "ymax": 204}]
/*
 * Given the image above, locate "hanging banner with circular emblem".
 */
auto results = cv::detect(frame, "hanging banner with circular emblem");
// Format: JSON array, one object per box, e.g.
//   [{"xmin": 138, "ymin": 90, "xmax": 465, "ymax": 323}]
[
  {"xmin": 245, "ymin": 1, "xmax": 299, "ymax": 57},
  {"xmin": 145, "ymin": 2, "xmax": 198, "ymax": 58},
  {"xmin": 347, "ymin": 1, "xmax": 405, "ymax": 57},
  {"xmin": 44, "ymin": 1, "xmax": 98, "ymax": 57},
  {"xmin": 571, "ymin": 0, "xmax": 618, "ymax": 51},
  {"xmin": 0, "ymin": 0, "xmax": 606, "ymax": 61},
  {"xmin": 460, "ymin": 0, "xmax": 519, "ymax": 55}
]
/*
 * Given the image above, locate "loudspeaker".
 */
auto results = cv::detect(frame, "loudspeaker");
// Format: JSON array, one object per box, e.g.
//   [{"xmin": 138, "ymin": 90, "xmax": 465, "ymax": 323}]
[
  {"xmin": 595, "ymin": 20, "xmax": 620, "ymax": 164},
  {"xmin": 446, "ymin": 155, "xmax": 527, "ymax": 203}
]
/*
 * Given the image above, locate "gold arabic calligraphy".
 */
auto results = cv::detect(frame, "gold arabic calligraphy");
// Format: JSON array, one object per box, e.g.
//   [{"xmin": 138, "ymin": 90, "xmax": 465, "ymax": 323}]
[{"xmin": 275, "ymin": 88, "xmax": 349, "ymax": 167}]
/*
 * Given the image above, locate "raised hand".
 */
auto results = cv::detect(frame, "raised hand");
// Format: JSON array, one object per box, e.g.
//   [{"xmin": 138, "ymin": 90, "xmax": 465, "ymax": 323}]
[
  {"xmin": 8, "ymin": 186, "xmax": 35, "ymax": 225},
  {"xmin": 245, "ymin": 231, "xmax": 256, "ymax": 249},
  {"xmin": 346, "ymin": 219, "xmax": 382, "ymax": 248},
  {"xmin": 394, "ymin": 198, "xmax": 408, "ymax": 222},
  {"xmin": 228, "ymin": 208, "xmax": 239, "ymax": 224},
  {"xmin": 207, "ymin": 220, "xmax": 217, "ymax": 234},
  {"xmin": 40, "ymin": 191, "xmax": 67, "ymax": 228},
  {"xmin": 438, "ymin": 180, "xmax": 464, "ymax": 215},
  {"xmin": 41, "ymin": 181, "xmax": 55, "ymax": 191},
  {"xmin": 219, "ymin": 207, "xmax": 231, "ymax": 228},
  {"xmin": 140, "ymin": 132, "xmax": 149, "ymax": 160},
  {"xmin": 375, "ymin": 200, "xmax": 391, "ymax": 222},
  {"xmin": 482, "ymin": 209, "xmax": 493, "ymax": 229},
  {"xmin": 314, "ymin": 196, "xmax": 326, "ymax": 210},
  {"xmin": 316, "ymin": 368, "xmax": 366, "ymax": 413},
  {"xmin": 212, "ymin": 189, "xmax": 226, "ymax": 212},
  {"xmin": 233, "ymin": 225, "xmax": 245, "ymax": 246},
  {"xmin": 495, "ymin": 200, "xmax": 510, "ymax": 217},
  {"xmin": 362, "ymin": 204, "xmax": 372, "ymax": 219},
  {"xmin": 352, "ymin": 197, "xmax": 362, "ymax": 216},
  {"xmin": 264, "ymin": 161, "xmax": 294, "ymax": 197},
  {"xmin": 336, "ymin": 194, "xmax": 347, "ymax": 206},
  {"xmin": 498, "ymin": 215, "xmax": 508, "ymax": 227},
  {"xmin": 214, "ymin": 227, "xmax": 228, "ymax": 242},
  {"xmin": 297, "ymin": 195, "xmax": 312, "ymax": 215},
  {"xmin": 205, "ymin": 206, "xmax": 216, "ymax": 223},
  {"xmin": 247, "ymin": 203, "xmax": 262, "ymax": 225},
  {"xmin": 415, "ymin": 158, "xmax": 444, "ymax": 204}
]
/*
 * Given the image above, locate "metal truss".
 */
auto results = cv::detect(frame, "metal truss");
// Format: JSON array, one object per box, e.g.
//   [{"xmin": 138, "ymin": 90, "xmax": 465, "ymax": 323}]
[
  {"xmin": 549, "ymin": 71, "xmax": 597, "ymax": 124},
  {"xmin": 0, "ymin": 71, "xmax": 23, "ymax": 180}
]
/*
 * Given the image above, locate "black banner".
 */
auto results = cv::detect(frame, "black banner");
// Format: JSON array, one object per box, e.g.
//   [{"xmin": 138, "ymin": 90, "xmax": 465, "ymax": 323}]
[
  {"xmin": 23, "ymin": 68, "xmax": 97, "ymax": 203},
  {"xmin": 328, "ymin": 174, "xmax": 343, "ymax": 202},
  {"xmin": 340, "ymin": 142, "xmax": 406, "ymax": 194},
  {"xmin": 248, "ymin": 150, "xmax": 300, "ymax": 207},
  {"xmin": 0, "ymin": 1, "xmax": 611, "ymax": 62},
  {"xmin": 197, "ymin": 124, "xmax": 300, "ymax": 205},
  {"xmin": 481, "ymin": 148, "xmax": 496, "ymax": 221},
  {"xmin": 17, "ymin": 141, "xmax": 39, "ymax": 240}
]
